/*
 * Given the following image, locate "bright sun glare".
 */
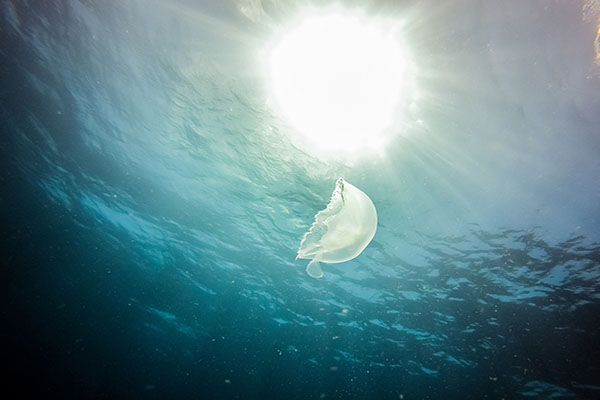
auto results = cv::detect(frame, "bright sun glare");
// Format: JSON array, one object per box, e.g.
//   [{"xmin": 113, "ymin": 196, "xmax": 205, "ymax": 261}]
[{"xmin": 268, "ymin": 11, "xmax": 412, "ymax": 155}]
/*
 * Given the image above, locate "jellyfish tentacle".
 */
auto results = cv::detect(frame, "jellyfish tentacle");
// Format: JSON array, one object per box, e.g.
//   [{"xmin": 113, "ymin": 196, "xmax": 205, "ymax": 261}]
[{"xmin": 306, "ymin": 258, "xmax": 324, "ymax": 279}]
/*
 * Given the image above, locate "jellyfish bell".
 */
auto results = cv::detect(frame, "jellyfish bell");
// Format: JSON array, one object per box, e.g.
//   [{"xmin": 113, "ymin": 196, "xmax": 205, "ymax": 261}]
[{"xmin": 297, "ymin": 178, "xmax": 378, "ymax": 278}]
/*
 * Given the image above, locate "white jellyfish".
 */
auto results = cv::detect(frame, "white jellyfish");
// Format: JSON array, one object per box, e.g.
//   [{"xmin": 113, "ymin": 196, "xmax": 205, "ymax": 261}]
[{"xmin": 297, "ymin": 178, "xmax": 378, "ymax": 278}]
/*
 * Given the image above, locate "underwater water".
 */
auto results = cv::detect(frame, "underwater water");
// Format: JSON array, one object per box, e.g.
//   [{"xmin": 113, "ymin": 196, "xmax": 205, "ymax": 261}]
[{"xmin": 2, "ymin": 0, "xmax": 600, "ymax": 398}]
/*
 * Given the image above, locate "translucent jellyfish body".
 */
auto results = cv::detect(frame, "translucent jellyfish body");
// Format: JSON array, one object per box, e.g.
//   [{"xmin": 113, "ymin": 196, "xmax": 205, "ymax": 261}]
[{"xmin": 297, "ymin": 178, "xmax": 378, "ymax": 278}]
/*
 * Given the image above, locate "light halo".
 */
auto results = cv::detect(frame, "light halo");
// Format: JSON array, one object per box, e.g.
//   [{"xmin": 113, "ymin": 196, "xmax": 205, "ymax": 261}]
[{"xmin": 266, "ymin": 9, "xmax": 413, "ymax": 156}]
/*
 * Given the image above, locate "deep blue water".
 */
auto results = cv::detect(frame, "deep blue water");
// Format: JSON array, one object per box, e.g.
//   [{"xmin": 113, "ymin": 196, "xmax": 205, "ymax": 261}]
[{"xmin": 2, "ymin": 1, "xmax": 600, "ymax": 399}]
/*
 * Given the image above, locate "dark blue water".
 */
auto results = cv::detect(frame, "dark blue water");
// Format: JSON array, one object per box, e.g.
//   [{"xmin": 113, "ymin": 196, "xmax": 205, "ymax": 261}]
[{"xmin": 2, "ymin": 1, "xmax": 600, "ymax": 398}]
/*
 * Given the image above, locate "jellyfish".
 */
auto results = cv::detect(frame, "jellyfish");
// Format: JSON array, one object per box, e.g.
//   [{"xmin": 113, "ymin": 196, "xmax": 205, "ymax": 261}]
[{"xmin": 297, "ymin": 178, "xmax": 378, "ymax": 278}]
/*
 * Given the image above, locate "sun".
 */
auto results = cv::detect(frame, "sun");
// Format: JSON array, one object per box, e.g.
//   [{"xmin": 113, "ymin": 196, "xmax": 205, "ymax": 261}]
[{"xmin": 267, "ymin": 11, "xmax": 412, "ymax": 156}]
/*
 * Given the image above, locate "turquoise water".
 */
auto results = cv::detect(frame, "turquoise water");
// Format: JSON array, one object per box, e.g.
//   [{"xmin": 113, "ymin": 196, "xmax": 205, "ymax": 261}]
[{"xmin": 2, "ymin": 1, "xmax": 600, "ymax": 398}]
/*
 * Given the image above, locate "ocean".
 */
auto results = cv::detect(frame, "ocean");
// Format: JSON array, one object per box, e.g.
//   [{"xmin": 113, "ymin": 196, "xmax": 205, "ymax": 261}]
[{"xmin": 2, "ymin": 1, "xmax": 600, "ymax": 398}]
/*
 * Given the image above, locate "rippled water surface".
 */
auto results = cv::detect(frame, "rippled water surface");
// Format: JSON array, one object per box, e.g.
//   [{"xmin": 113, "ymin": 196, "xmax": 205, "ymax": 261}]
[{"xmin": 2, "ymin": 1, "xmax": 600, "ymax": 398}]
